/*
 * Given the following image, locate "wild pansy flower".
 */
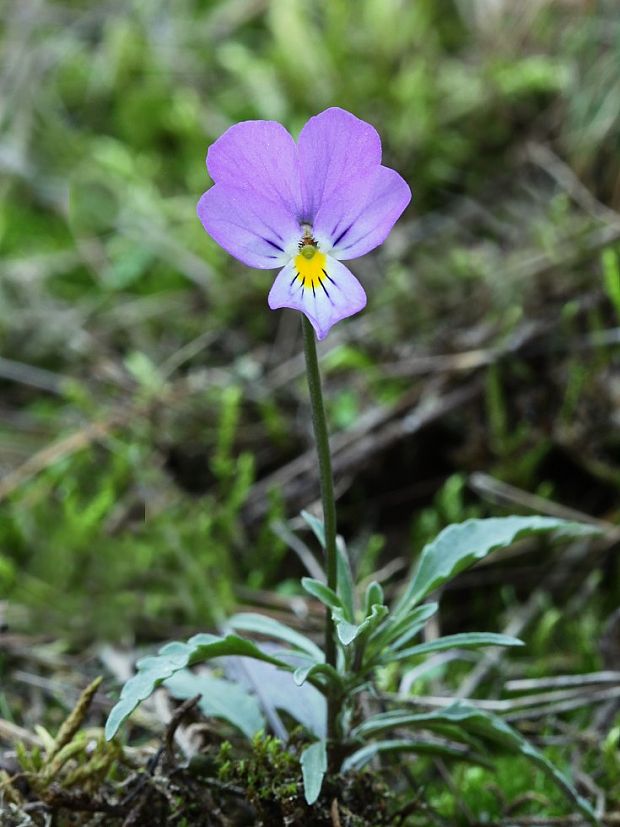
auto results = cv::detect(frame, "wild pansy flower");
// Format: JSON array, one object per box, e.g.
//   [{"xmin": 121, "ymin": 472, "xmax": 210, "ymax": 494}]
[{"xmin": 197, "ymin": 107, "xmax": 411, "ymax": 340}]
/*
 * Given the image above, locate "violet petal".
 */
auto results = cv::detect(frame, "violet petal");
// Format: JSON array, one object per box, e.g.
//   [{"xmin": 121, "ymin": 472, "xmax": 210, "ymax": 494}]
[
  {"xmin": 197, "ymin": 184, "xmax": 299, "ymax": 270},
  {"xmin": 207, "ymin": 120, "xmax": 302, "ymax": 219},
  {"xmin": 320, "ymin": 165, "xmax": 412, "ymax": 260},
  {"xmin": 268, "ymin": 256, "xmax": 367, "ymax": 340},
  {"xmin": 298, "ymin": 107, "xmax": 382, "ymax": 222}
]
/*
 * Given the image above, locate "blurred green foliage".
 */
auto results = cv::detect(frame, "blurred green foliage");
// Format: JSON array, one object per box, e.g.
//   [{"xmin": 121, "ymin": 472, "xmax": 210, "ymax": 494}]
[
  {"xmin": 1, "ymin": 0, "xmax": 619, "ymax": 668},
  {"xmin": 1, "ymin": 0, "xmax": 620, "ymax": 820}
]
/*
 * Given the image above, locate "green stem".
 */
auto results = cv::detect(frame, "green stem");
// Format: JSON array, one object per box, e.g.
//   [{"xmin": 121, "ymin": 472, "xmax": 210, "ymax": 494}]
[{"xmin": 301, "ymin": 315, "xmax": 339, "ymax": 756}]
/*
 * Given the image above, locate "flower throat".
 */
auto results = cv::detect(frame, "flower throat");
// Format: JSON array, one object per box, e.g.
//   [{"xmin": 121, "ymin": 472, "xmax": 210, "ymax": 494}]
[{"xmin": 293, "ymin": 224, "xmax": 331, "ymax": 294}]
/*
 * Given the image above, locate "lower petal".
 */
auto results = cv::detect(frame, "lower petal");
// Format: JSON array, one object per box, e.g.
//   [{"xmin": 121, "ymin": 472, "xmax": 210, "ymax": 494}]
[{"xmin": 268, "ymin": 256, "xmax": 366, "ymax": 340}]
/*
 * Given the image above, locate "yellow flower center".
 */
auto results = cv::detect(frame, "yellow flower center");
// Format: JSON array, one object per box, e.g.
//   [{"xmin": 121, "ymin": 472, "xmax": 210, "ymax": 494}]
[{"xmin": 294, "ymin": 247, "xmax": 328, "ymax": 292}]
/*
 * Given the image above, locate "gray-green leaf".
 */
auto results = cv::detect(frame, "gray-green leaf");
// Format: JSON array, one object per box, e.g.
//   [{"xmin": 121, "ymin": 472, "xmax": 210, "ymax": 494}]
[
  {"xmin": 335, "ymin": 604, "xmax": 389, "ymax": 646},
  {"xmin": 301, "ymin": 510, "xmax": 326, "ymax": 548},
  {"xmin": 105, "ymin": 633, "xmax": 288, "ymax": 740},
  {"xmin": 387, "ymin": 632, "xmax": 524, "ymax": 662},
  {"xmin": 364, "ymin": 581, "xmax": 384, "ymax": 615},
  {"xmin": 369, "ymin": 602, "xmax": 438, "ymax": 652},
  {"xmin": 395, "ymin": 517, "xmax": 598, "ymax": 614},
  {"xmin": 336, "ymin": 537, "xmax": 355, "ymax": 622},
  {"xmin": 342, "ymin": 737, "xmax": 491, "ymax": 772},
  {"xmin": 165, "ymin": 670, "xmax": 264, "ymax": 738},
  {"xmin": 301, "ymin": 578, "xmax": 343, "ymax": 611},
  {"xmin": 299, "ymin": 512, "xmax": 354, "ymax": 620},
  {"xmin": 228, "ymin": 613, "xmax": 324, "ymax": 662},
  {"xmin": 355, "ymin": 703, "xmax": 598, "ymax": 823},
  {"xmin": 293, "ymin": 661, "xmax": 342, "ymax": 689},
  {"xmin": 301, "ymin": 740, "xmax": 327, "ymax": 805}
]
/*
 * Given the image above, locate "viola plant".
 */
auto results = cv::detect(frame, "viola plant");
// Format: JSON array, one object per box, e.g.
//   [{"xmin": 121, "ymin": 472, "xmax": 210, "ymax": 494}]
[{"xmin": 105, "ymin": 109, "xmax": 601, "ymax": 823}]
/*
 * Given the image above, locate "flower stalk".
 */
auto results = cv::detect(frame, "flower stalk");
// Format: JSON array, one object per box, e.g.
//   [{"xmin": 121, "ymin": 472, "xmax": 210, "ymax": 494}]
[{"xmin": 301, "ymin": 315, "xmax": 339, "ymax": 753}]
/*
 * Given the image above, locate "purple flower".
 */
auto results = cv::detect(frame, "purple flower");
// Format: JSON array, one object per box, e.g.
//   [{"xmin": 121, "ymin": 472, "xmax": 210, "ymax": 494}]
[{"xmin": 197, "ymin": 107, "xmax": 411, "ymax": 340}]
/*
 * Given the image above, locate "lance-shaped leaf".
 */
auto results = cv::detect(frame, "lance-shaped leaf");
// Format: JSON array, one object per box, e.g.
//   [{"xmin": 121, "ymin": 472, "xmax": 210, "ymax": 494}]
[
  {"xmin": 353, "ymin": 710, "xmax": 488, "ymax": 756},
  {"xmin": 293, "ymin": 661, "xmax": 342, "ymax": 689},
  {"xmin": 368, "ymin": 602, "xmax": 438, "ymax": 653},
  {"xmin": 301, "ymin": 511, "xmax": 355, "ymax": 622},
  {"xmin": 334, "ymin": 604, "xmax": 389, "ymax": 646},
  {"xmin": 301, "ymin": 739, "xmax": 327, "ymax": 805},
  {"xmin": 364, "ymin": 581, "xmax": 384, "ymax": 615},
  {"xmin": 386, "ymin": 632, "xmax": 524, "ymax": 663},
  {"xmin": 228, "ymin": 612, "xmax": 324, "ymax": 662},
  {"xmin": 105, "ymin": 633, "xmax": 289, "ymax": 740},
  {"xmin": 336, "ymin": 537, "xmax": 355, "ymax": 622},
  {"xmin": 301, "ymin": 509, "xmax": 326, "ymax": 548},
  {"xmin": 165, "ymin": 670, "xmax": 264, "ymax": 738},
  {"xmin": 227, "ymin": 657, "xmax": 326, "ymax": 738},
  {"xmin": 342, "ymin": 737, "xmax": 492, "ymax": 772},
  {"xmin": 353, "ymin": 703, "xmax": 598, "ymax": 824},
  {"xmin": 301, "ymin": 578, "xmax": 343, "ymax": 611},
  {"xmin": 395, "ymin": 517, "xmax": 599, "ymax": 615}
]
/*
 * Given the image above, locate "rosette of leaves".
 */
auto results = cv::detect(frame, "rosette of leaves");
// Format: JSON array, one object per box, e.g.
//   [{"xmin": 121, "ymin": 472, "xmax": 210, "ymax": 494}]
[{"xmin": 105, "ymin": 516, "xmax": 600, "ymax": 823}]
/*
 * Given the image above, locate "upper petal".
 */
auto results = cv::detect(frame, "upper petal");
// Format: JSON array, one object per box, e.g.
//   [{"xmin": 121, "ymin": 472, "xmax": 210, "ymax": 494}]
[
  {"xmin": 197, "ymin": 184, "xmax": 300, "ymax": 270},
  {"xmin": 297, "ymin": 108, "xmax": 382, "ymax": 222},
  {"xmin": 207, "ymin": 120, "xmax": 303, "ymax": 219},
  {"xmin": 268, "ymin": 256, "xmax": 366, "ymax": 340},
  {"xmin": 320, "ymin": 165, "xmax": 412, "ymax": 260}
]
